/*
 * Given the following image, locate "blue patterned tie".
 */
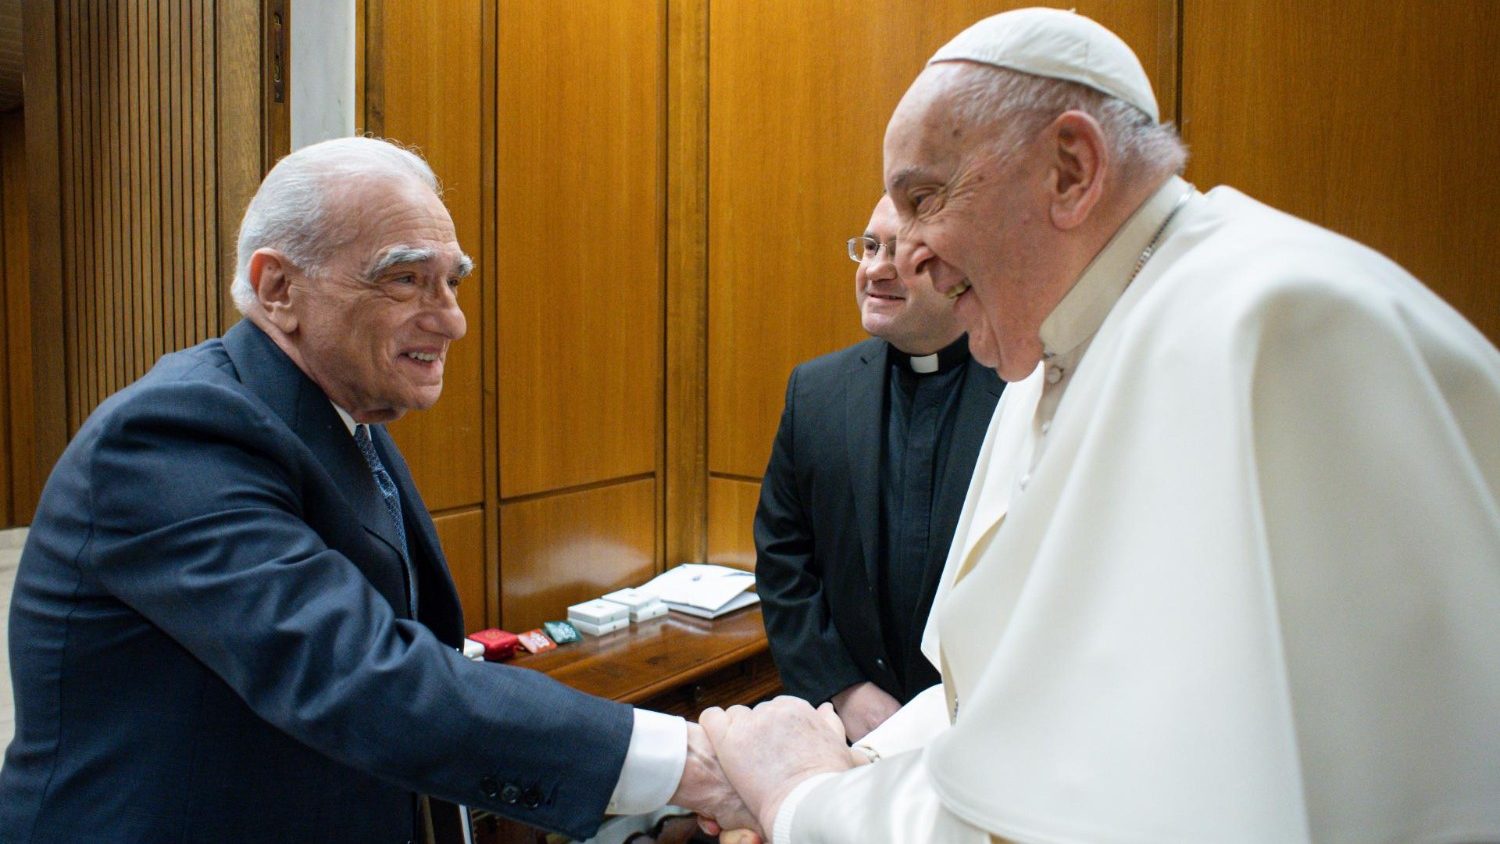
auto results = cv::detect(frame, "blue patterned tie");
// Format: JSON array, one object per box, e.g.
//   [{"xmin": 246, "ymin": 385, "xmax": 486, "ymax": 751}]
[{"xmin": 354, "ymin": 424, "xmax": 416, "ymax": 613}]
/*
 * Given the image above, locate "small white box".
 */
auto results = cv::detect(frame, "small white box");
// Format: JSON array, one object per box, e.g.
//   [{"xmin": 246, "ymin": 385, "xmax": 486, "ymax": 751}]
[
  {"xmin": 601, "ymin": 587, "xmax": 661, "ymax": 611},
  {"xmin": 630, "ymin": 599, "xmax": 668, "ymax": 622},
  {"xmin": 567, "ymin": 598, "xmax": 629, "ymax": 626},
  {"xmin": 570, "ymin": 616, "xmax": 629, "ymax": 637}
]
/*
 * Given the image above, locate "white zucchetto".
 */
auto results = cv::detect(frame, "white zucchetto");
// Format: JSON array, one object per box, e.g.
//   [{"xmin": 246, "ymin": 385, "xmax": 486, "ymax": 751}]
[{"xmin": 928, "ymin": 7, "xmax": 1160, "ymax": 123}]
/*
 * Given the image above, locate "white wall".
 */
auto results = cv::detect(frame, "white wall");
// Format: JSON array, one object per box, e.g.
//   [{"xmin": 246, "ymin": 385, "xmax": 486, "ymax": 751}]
[{"xmin": 290, "ymin": 0, "xmax": 356, "ymax": 150}]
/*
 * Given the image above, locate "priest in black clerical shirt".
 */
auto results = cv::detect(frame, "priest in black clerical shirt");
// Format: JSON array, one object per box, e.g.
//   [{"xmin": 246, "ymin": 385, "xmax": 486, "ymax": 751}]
[{"xmin": 754, "ymin": 195, "xmax": 1004, "ymax": 742}]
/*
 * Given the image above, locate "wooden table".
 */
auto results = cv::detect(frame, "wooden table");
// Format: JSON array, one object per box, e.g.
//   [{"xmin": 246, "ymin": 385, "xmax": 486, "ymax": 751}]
[
  {"xmin": 511, "ymin": 604, "xmax": 779, "ymax": 714},
  {"xmin": 469, "ymin": 605, "xmax": 782, "ymax": 843}
]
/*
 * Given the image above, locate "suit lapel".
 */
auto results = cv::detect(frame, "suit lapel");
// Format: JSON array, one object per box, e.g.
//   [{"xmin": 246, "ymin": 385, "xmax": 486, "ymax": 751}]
[
  {"xmin": 222, "ymin": 321, "xmax": 411, "ymax": 601},
  {"xmin": 370, "ymin": 425, "xmax": 463, "ymax": 643},
  {"xmin": 845, "ymin": 340, "xmax": 888, "ymax": 591}
]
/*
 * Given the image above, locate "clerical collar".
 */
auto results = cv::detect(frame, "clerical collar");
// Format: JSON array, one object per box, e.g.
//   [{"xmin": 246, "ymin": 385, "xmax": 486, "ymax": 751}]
[
  {"xmin": 1039, "ymin": 175, "xmax": 1195, "ymax": 366},
  {"xmin": 889, "ymin": 334, "xmax": 971, "ymax": 375}
]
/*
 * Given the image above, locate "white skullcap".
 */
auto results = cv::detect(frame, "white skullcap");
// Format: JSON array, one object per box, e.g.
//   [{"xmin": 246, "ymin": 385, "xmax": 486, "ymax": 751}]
[{"xmin": 928, "ymin": 7, "xmax": 1159, "ymax": 123}]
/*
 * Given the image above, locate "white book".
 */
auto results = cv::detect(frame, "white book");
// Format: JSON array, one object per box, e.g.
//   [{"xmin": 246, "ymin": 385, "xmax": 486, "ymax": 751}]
[
  {"xmin": 663, "ymin": 589, "xmax": 760, "ymax": 620},
  {"xmin": 644, "ymin": 563, "xmax": 759, "ymax": 619}
]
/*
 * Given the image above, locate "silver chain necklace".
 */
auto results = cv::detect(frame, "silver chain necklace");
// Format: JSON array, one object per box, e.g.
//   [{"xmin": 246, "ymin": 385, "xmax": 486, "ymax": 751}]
[{"xmin": 1129, "ymin": 188, "xmax": 1193, "ymax": 284}]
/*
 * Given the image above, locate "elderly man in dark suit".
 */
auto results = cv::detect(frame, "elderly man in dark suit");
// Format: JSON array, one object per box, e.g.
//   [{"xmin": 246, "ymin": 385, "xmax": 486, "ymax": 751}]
[
  {"xmin": 755, "ymin": 195, "xmax": 1002, "ymax": 742},
  {"xmin": 0, "ymin": 137, "xmax": 742, "ymax": 843}
]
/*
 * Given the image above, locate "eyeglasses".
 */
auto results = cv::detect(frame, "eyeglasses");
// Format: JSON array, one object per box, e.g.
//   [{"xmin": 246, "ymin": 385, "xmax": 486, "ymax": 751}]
[{"xmin": 846, "ymin": 236, "xmax": 896, "ymax": 264}]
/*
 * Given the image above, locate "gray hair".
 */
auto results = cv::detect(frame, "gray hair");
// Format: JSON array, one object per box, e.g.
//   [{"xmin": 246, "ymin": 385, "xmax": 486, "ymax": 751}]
[
  {"xmin": 230, "ymin": 136, "xmax": 440, "ymax": 313},
  {"xmin": 944, "ymin": 64, "xmax": 1188, "ymax": 183}
]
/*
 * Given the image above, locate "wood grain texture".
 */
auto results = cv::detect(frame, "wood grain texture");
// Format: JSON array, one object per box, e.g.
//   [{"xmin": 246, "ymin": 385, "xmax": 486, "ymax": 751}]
[
  {"xmin": 1181, "ymin": 0, "xmax": 1500, "ymax": 345},
  {"xmin": 432, "ymin": 507, "xmax": 487, "ymax": 636},
  {"xmin": 664, "ymin": 0, "xmax": 709, "ymax": 566},
  {"xmin": 478, "ymin": 0, "xmax": 502, "ymax": 630},
  {"xmin": 216, "ymin": 0, "xmax": 265, "ymax": 325},
  {"xmin": 507, "ymin": 606, "xmax": 772, "ymax": 706},
  {"xmin": 705, "ymin": 0, "xmax": 1176, "ymax": 481},
  {"xmin": 2, "ymin": 112, "xmax": 30, "ymax": 524},
  {"xmin": 705, "ymin": 476, "xmax": 759, "ymax": 571},
  {"xmin": 499, "ymin": 478, "xmax": 658, "ymax": 633},
  {"xmin": 8, "ymin": 0, "xmax": 262, "ymax": 525},
  {"xmin": 0, "ymin": 111, "xmax": 9, "ymax": 521},
  {"xmin": 369, "ymin": 0, "xmax": 487, "ymax": 513},
  {"xmin": 21, "ymin": 0, "xmax": 66, "ymax": 498},
  {"xmin": 496, "ymin": 0, "xmax": 664, "ymax": 498},
  {"xmin": 45, "ymin": 0, "xmax": 237, "ymax": 430}
]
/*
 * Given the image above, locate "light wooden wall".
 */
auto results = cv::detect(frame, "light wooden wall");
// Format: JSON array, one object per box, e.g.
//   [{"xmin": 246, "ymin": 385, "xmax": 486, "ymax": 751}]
[
  {"xmin": 702, "ymin": 0, "xmax": 1176, "ymax": 566},
  {"xmin": 1180, "ymin": 0, "xmax": 1500, "ymax": 343},
  {"xmin": 366, "ymin": 0, "xmax": 668, "ymax": 633},
  {"xmin": 365, "ymin": 0, "xmax": 493, "ymax": 634},
  {"xmin": 492, "ymin": 0, "xmax": 666, "ymax": 632}
]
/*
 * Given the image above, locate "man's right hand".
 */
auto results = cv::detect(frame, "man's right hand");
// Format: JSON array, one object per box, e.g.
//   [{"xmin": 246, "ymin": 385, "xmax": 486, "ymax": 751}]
[{"xmin": 829, "ymin": 681, "xmax": 901, "ymax": 742}]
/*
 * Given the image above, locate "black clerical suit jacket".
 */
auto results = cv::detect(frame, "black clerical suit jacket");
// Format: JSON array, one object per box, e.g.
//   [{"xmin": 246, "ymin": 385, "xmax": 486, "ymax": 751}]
[
  {"xmin": 0, "ymin": 320, "xmax": 632, "ymax": 843},
  {"xmin": 755, "ymin": 337, "xmax": 1003, "ymax": 705}
]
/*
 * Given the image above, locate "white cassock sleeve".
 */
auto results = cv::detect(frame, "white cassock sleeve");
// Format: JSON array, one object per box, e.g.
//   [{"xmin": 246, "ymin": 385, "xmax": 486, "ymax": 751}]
[
  {"xmin": 778, "ymin": 749, "xmax": 991, "ymax": 844},
  {"xmin": 852, "ymin": 683, "xmax": 946, "ymax": 760}
]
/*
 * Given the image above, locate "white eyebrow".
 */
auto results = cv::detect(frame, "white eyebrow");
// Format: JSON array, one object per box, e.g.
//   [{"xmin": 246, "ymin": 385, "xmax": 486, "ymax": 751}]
[{"xmin": 367, "ymin": 246, "xmax": 475, "ymax": 279}]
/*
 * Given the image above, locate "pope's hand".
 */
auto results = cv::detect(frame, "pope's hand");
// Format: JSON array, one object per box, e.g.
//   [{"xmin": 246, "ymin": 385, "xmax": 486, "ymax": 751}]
[{"xmin": 698, "ymin": 696, "xmax": 855, "ymax": 836}]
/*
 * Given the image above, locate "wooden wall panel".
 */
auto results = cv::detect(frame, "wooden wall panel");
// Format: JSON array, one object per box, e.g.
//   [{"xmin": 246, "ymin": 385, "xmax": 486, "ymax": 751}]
[
  {"xmin": 1181, "ymin": 1, "xmax": 1500, "ymax": 345},
  {"xmin": 1, "ymin": 111, "xmax": 29, "ymax": 525},
  {"xmin": 433, "ymin": 507, "xmax": 487, "ymax": 635},
  {"xmin": 663, "ymin": 0, "xmax": 710, "ymax": 567},
  {"xmin": 19, "ymin": 0, "xmax": 65, "ymax": 520},
  {"xmin": 11, "ymin": 0, "xmax": 267, "ymax": 526},
  {"xmin": 499, "ymin": 479, "xmax": 658, "ymax": 633},
  {"xmin": 374, "ymin": 0, "xmax": 487, "ymax": 512},
  {"xmin": 49, "ymin": 0, "xmax": 229, "ymax": 431},
  {"xmin": 705, "ymin": 0, "xmax": 1177, "ymax": 485},
  {"xmin": 705, "ymin": 477, "xmax": 758, "ymax": 571},
  {"xmin": 496, "ymin": 0, "xmax": 664, "ymax": 498}
]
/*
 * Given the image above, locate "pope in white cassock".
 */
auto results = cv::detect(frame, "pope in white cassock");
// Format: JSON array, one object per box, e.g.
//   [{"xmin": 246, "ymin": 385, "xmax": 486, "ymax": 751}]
[{"xmin": 700, "ymin": 8, "xmax": 1500, "ymax": 844}]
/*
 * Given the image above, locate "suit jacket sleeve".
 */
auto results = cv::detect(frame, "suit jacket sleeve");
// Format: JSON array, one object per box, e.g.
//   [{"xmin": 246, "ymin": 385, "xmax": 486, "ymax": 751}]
[
  {"xmin": 755, "ymin": 366, "xmax": 867, "ymax": 704},
  {"xmin": 82, "ymin": 375, "xmax": 632, "ymax": 839}
]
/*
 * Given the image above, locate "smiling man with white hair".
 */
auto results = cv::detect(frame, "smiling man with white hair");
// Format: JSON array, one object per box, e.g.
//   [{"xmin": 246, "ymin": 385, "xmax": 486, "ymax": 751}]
[
  {"xmin": 1, "ymin": 136, "xmax": 751, "ymax": 843},
  {"xmin": 700, "ymin": 8, "xmax": 1500, "ymax": 843}
]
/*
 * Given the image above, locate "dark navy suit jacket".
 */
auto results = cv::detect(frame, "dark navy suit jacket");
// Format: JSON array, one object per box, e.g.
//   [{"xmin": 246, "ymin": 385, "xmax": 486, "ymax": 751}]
[
  {"xmin": 755, "ymin": 338, "xmax": 1002, "ymax": 706},
  {"xmin": 0, "ymin": 320, "xmax": 632, "ymax": 843}
]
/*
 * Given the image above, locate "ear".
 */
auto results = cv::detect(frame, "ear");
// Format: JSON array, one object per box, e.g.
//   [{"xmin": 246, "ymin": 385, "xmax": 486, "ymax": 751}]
[
  {"xmin": 248, "ymin": 249, "xmax": 300, "ymax": 334},
  {"xmin": 1046, "ymin": 110, "xmax": 1108, "ymax": 231}
]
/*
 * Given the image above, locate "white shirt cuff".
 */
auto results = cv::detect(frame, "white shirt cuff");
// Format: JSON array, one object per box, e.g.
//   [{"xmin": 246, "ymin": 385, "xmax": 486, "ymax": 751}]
[
  {"xmin": 772, "ymin": 772, "xmax": 838, "ymax": 844},
  {"xmin": 606, "ymin": 709, "xmax": 687, "ymax": 815}
]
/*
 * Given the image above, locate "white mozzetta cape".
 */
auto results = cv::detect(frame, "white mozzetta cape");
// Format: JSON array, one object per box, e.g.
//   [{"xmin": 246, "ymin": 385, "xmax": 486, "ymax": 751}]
[{"xmin": 790, "ymin": 186, "xmax": 1500, "ymax": 843}]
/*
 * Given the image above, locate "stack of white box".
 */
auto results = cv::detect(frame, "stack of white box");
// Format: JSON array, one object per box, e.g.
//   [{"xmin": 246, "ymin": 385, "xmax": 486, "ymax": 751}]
[
  {"xmin": 602, "ymin": 587, "xmax": 668, "ymax": 622},
  {"xmin": 566, "ymin": 587, "xmax": 668, "ymax": 637},
  {"xmin": 566, "ymin": 598, "xmax": 630, "ymax": 636}
]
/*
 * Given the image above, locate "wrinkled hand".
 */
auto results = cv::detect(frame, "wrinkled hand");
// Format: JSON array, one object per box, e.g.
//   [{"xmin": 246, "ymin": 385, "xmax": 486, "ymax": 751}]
[
  {"xmin": 698, "ymin": 696, "xmax": 855, "ymax": 835},
  {"xmin": 668, "ymin": 722, "xmax": 761, "ymax": 837},
  {"xmin": 829, "ymin": 681, "xmax": 901, "ymax": 742}
]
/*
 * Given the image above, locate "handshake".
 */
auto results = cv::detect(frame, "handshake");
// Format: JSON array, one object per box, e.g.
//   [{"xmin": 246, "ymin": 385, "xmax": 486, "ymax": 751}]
[{"xmin": 666, "ymin": 696, "xmax": 873, "ymax": 843}]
